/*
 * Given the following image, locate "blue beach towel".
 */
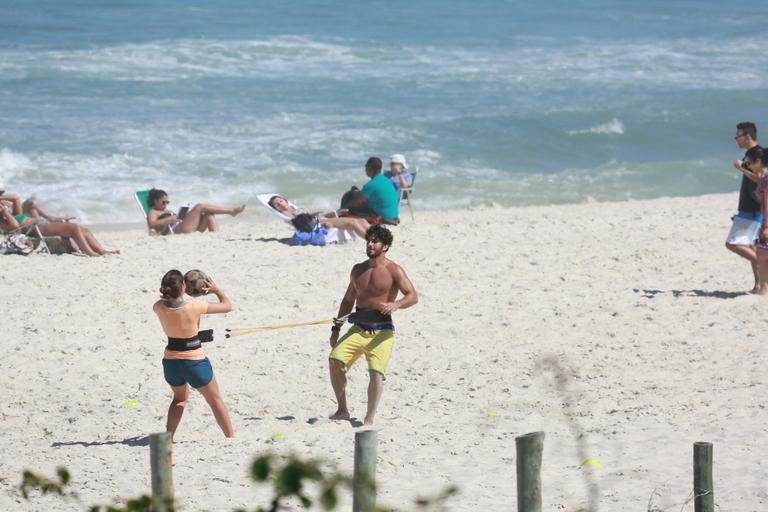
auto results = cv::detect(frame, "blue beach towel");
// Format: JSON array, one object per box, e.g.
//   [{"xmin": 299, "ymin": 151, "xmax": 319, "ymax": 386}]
[{"xmin": 289, "ymin": 226, "xmax": 328, "ymax": 246}]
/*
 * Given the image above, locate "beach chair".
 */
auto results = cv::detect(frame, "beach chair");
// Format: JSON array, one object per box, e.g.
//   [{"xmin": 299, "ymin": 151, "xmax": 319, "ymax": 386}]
[
  {"xmin": 1, "ymin": 218, "xmax": 52, "ymax": 254},
  {"xmin": 135, "ymin": 189, "xmax": 176, "ymax": 235},
  {"xmin": 399, "ymin": 168, "xmax": 418, "ymax": 221},
  {"xmin": 256, "ymin": 193, "xmax": 356, "ymax": 244}
]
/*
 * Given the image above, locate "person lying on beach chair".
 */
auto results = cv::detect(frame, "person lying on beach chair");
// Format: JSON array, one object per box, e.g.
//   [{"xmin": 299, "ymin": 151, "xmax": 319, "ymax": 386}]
[
  {"xmin": 266, "ymin": 195, "xmax": 370, "ymax": 238},
  {"xmin": 0, "ymin": 200, "xmax": 118, "ymax": 256},
  {"xmin": 145, "ymin": 188, "xmax": 245, "ymax": 236}
]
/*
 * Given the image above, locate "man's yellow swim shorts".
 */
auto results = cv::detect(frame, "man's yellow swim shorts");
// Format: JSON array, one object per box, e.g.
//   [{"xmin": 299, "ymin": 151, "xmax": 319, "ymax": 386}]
[{"xmin": 329, "ymin": 325, "xmax": 395, "ymax": 379}]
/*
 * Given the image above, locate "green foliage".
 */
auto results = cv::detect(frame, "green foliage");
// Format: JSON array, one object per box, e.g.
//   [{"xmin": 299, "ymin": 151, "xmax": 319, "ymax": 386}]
[
  {"xmin": 20, "ymin": 453, "xmax": 455, "ymax": 512},
  {"xmin": 248, "ymin": 454, "xmax": 355, "ymax": 511},
  {"xmin": 19, "ymin": 467, "xmax": 73, "ymax": 500}
]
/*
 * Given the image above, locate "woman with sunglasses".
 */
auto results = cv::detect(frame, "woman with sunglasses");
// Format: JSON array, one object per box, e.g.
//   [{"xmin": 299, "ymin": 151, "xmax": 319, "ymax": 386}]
[{"xmin": 147, "ymin": 188, "xmax": 245, "ymax": 235}]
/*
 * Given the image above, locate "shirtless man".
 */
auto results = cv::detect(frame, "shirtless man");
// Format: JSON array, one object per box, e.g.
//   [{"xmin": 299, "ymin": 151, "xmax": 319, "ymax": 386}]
[{"xmin": 328, "ymin": 224, "xmax": 418, "ymax": 426}]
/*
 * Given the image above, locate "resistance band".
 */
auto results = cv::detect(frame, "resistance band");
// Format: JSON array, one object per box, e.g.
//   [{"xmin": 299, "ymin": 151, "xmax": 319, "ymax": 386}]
[{"xmin": 226, "ymin": 319, "xmax": 333, "ymax": 338}]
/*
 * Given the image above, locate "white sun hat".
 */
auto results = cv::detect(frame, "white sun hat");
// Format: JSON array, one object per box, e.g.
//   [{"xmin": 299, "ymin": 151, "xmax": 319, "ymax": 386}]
[{"xmin": 389, "ymin": 154, "xmax": 408, "ymax": 168}]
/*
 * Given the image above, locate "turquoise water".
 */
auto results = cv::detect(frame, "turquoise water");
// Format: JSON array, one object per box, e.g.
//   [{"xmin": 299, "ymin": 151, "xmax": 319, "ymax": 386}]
[{"xmin": 2, "ymin": 1, "xmax": 768, "ymax": 222}]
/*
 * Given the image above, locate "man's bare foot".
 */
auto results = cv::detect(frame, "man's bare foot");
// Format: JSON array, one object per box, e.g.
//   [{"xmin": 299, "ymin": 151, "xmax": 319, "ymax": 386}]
[
  {"xmin": 329, "ymin": 409, "xmax": 350, "ymax": 421},
  {"xmin": 363, "ymin": 417, "xmax": 374, "ymax": 427},
  {"xmin": 232, "ymin": 205, "xmax": 246, "ymax": 216}
]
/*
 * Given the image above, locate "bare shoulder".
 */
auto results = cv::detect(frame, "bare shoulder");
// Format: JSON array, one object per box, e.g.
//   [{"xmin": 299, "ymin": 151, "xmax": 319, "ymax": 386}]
[
  {"xmin": 386, "ymin": 259, "xmax": 406, "ymax": 277},
  {"xmin": 152, "ymin": 299, "xmax": 163, "ymax": 311},
  {"xmin": 351, "ymin": 261, "xmax": 369, "ymax": 275}
]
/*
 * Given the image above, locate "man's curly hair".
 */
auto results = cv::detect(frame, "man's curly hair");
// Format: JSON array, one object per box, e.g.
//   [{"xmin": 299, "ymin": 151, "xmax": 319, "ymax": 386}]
[{"xmin": 365, "ymin": 224, "xmax": 393, "ymax": 247}]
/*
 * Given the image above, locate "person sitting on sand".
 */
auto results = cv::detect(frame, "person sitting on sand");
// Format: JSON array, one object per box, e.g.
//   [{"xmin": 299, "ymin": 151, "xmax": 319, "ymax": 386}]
[
  {"xmin": 328, "ymin": 224, "xmax": 418, "ymax": 426},
  {"xmin": 153, "ymin": 270, "xmax": 234, "ymax": 438},
  {"xmin": 268, "ymin": 195, "xmax": 371, "ymax": 238},
  {"xmin": 340, "ymin": 157, "xmax": 400, "ymax": 225},
  {"xmin": 0, "ymin": 197, "xmax": 118, "ymax": 256},
  {"xmin": 738, "ymin": 147, "xmax": 768, "ymax": 294},
  {"xmin": 146, "ymin": 188, "xmax": 245, "ymax": 235},
  {"xmin": 726, "ymin": 122, "xmax": 762, "ymax": 291},
  {"xmin": 384, "ymin": 154, "xmax": 414, "ymax": 194}
]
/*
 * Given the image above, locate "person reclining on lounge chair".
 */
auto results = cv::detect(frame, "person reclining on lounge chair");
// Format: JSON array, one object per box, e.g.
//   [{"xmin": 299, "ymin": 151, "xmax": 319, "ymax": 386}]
[
  {"xmin": 146, "ymin": 188, "xmax": 245, "ymax": 236},
  {"xmin": 0, "ymin": 200, "xmax": 118, "ymax": 256},
  {"xmin": 1, "ymin": 193, "xmax": 76, "ymax": 222},
  {"xmin": 268, "ymin": 195, "xmax": 370, "ymax": 238}
]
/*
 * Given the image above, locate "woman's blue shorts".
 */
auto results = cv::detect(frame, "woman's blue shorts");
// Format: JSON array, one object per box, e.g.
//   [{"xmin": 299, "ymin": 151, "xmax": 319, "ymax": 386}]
[{"xmin": 162, "ymin": 358, "xmax": 213, "ymax": 389}]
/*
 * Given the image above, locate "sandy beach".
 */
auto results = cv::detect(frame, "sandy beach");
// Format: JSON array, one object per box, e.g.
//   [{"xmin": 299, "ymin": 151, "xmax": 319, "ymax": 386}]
[{"xmin": 1, "ymin": 193, "xmax": 766, "ymax": 511}]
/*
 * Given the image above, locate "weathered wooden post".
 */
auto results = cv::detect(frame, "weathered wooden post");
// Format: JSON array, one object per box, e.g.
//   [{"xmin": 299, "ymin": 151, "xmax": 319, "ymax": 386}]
[
  {"xmin": 353, "ymin": 430, "xmax": 377, "ymax": 512},
  {"xmin": 150, "ymin": 432, "xmax": 174, "ymax": 511},
  {"xmin": 693, "ymin": 442, "xmax": 714, "ymax": 512},
  {"xmin": 516, "ymin": 431, "xmax": 545, "ymax": 512}
]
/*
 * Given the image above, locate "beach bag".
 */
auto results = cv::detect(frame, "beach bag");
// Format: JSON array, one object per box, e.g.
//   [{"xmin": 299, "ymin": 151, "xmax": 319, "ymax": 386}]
[
  {"xmin": 0, "ymin": 234, "xmax": 34, "ymax": 255},
  {"xmin": 291, "ymin": 213, "xmax": 318, "ymax": 233}
]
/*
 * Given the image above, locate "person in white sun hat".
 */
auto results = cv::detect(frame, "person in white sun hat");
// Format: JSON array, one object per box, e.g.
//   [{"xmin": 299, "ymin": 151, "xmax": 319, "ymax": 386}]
[{"xmin": 384, "ymin": 154, "xmax": 413, "ymax": 193}]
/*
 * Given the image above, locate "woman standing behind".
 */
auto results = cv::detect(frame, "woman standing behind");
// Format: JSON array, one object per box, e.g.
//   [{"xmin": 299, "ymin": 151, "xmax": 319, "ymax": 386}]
[{"xmin": 153, "ymin": 270, "xmax": 234, "ymax": 438}]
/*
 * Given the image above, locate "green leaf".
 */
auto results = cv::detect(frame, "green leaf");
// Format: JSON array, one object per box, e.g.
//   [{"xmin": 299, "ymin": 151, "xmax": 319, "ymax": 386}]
[
  {"xmin": 275, "ymin": 464, "xmax": 303, "ymax": 496},
  {"xmin": 299, "ymin": 495, "xmax": 312, "ymax": 508},
  {"xmin": 56, "ymin": 467, "xmax": 71, "ymax": 486},
  {"xmin": 251, "ymin": 456, "xmax": 271, "ymax": 482},
  {"xmin": 319, "ymin": 487, "xmax": 337, "ymax": 510}
]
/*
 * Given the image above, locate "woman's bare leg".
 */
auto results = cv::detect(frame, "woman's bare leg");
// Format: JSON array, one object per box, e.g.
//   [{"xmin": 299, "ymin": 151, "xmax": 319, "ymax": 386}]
[
  {"xmin": 175, "ymin": 204, "xmax": 245, "ymax": 234},
  {"xmin": 38, "ymin": 222, "xmax": 99, "ymax": 256},
  {"xmin": 81, "ymin": 227, "xmax": 119, "ymax": 255},
  {"xmin": 196, "ymin": 213, "xmax": 219, "ymax": 232},
  {"xmin": 321, "ymin": 217, "xmax": 369, "ymax": 238},
  {"xmin": 197, "ymin": 377, "xmax": 234, "ymax": 437},
  {"xmin": 166, "ymin": 385, "xmax": 189, "ymax": 438},
  {"xmin": 757, "ymin": 247, "xmax": 768, "ymax": 295},
  {"xmin": 206, "ymin": 214, "xmax": 219, "ymax": 232},
  {"xmin": 22, "ymin": 199, "xmax": 63, "ymax": 221}
]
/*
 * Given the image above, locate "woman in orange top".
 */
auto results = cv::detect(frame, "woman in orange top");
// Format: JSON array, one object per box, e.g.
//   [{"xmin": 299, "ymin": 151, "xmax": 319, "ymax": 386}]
[{"xmin": 153, "ymin": 270, "xmax": 234, "ymax": 438}]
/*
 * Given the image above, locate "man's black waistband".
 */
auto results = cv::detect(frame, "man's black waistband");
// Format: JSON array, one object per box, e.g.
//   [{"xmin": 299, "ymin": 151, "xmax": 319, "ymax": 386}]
[
  {"xmin": 348, "ymin": 308, "xmax": 393, "ymax": 325},
  {"xmin": 166, "ymin": 335, "xmax": 201, "ymax": 351}
]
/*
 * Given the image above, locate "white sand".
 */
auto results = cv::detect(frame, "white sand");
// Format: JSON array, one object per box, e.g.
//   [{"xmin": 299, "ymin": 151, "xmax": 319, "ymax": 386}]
[{"xmin": 1, "ymin": 193, "xmax": 766, "ymax": 511}]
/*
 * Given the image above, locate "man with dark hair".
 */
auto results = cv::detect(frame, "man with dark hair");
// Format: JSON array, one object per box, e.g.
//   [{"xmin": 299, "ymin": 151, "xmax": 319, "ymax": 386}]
[
  {"xmin": 727, "ymin": 122, "xmax": 762, "ymax": 291},
  {"xmin": 328, "ymin": 224, "xmax": 418, "ymax": 426},
  {"xmin": 341, "ymin": 157, "xmax": 400, "ymax": 224}
]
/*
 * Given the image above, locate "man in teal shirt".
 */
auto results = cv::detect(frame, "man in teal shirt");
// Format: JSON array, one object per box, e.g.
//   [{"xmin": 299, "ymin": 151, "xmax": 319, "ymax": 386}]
[{"xmin": 345, "ymin": 157, "xmax": 399, "ymax": 223}]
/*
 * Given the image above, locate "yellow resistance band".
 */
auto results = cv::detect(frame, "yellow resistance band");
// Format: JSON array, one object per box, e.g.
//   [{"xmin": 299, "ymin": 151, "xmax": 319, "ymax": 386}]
[{"xmin": 225, "ymin": 319, "xmax": 333, "ymax": 338}]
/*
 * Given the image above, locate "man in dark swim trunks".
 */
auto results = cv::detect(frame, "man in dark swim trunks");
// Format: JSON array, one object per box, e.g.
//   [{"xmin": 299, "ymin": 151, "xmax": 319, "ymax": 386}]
[
  {"xmin": 328, "ymin": 224, "xmax": 418, "ymax": 426},
  {"xmin": 727, "ymin": 122, "xmax": 762, "ymax": 291}
]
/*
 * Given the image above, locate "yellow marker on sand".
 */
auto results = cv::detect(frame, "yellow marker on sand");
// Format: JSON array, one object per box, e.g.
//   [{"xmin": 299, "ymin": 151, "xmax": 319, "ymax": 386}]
[
  {"xmin": 487, "ymin": 411, "xmax": 497, "ymax": 417},
  {"xmin": 121, "ymin": 400, "xmax": 138, "ymax": 408},
  {"xmin": 271, "ymin": 433, "xmax": 284, "ymax": 441},
  {"xmin": 581, "ymin": 458, "xmax": 604, "ymax": 469}
]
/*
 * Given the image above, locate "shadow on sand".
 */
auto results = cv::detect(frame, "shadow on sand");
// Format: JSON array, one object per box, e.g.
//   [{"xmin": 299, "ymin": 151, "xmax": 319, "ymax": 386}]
[
  {"xmin": 226, "ymin": 237, "xmax": 291, "ymax": 245},
  {"xmin": 52, "ymin": 435, "xmax": 150, "ymax": 448},
  {"xmin": 634, "ymin": 288, "xmax": 748, "ymax": 300}
]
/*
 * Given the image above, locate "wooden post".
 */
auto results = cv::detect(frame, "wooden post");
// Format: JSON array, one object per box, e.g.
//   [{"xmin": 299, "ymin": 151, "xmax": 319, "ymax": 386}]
[
  {"xmin": 693, "ymin": 442, "xmax": 714, "ymax": 512},
  {"xmin": 516, "ymin": 431, "xmax": 545, "ymax": 512},
  {"xmin": 353, "ymin": 430, "xmax": 377, "ymax": 512},
  {"xmin": 150, "ymin": 432, "xmax": 174, "ymax": 511}
]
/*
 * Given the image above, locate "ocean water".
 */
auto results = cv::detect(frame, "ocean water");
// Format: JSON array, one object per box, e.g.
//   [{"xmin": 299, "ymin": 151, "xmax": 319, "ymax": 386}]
[{"xmin": 2, "ymin": 1, "xmax": 768, "ymax": 223}]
